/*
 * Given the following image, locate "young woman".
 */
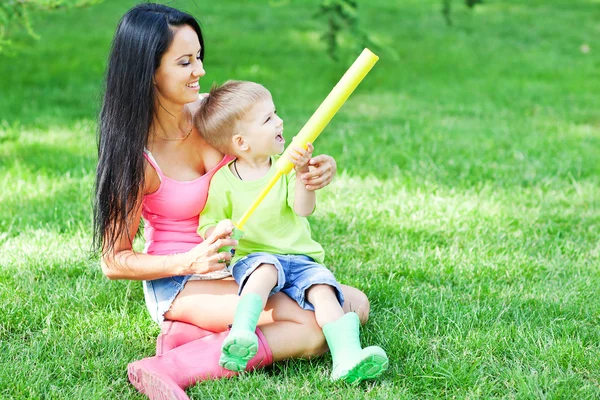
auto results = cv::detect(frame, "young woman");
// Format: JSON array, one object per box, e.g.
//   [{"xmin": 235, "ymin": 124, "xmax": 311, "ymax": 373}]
[{"xmin": 94, "ymin": 4, "xmax": 370, "ymax": 399}]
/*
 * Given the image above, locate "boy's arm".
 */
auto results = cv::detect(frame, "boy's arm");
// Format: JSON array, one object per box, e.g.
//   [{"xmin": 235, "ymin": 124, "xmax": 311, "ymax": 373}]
[
  {"xmin": 293, "ymin": 171, "xmax": 316, "ymax": 217},
  {"xmin": 287, "ymin": 143, "xmax": 317, "ymax": 217}
]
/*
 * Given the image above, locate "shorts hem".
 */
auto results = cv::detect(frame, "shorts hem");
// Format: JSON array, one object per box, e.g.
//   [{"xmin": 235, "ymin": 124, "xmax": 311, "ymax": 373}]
[{"xmin": 144, "ymin": 275, "xmax": 193, "ymax": 326}]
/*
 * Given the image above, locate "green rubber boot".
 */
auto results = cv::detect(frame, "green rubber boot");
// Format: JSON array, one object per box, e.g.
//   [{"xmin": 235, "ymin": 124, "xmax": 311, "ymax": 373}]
[
  {"xmin": 220, "ymin": 293, "xmax": 263, "ymax": 372},
  {"xmin": 322, "ymin": 312, "xmax": 389, "ymax": 383}
]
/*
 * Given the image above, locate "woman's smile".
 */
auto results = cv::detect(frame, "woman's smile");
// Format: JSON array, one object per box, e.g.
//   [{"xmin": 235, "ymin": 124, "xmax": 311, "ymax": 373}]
[{"xmin": 186, "ymin": 80, "xmax": 200, "ymax": 90}]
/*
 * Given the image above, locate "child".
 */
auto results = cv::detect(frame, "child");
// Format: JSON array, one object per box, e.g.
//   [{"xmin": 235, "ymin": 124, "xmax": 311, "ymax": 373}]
[{"xmin": 195, "ymin": 80, "xmax": 388, "ymax": 383}]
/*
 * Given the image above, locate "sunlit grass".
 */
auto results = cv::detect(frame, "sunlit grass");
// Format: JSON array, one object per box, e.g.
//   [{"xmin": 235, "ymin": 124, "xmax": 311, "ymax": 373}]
[{"xmin": 1, "ymin": 0, "xmax": 599, "ymax": 398}]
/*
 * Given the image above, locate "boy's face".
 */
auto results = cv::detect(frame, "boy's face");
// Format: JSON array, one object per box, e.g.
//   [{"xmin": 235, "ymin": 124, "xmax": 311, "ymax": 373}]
[{"xmin": 237, "ymin": 97, "xmax": 285, "ymax": 156}]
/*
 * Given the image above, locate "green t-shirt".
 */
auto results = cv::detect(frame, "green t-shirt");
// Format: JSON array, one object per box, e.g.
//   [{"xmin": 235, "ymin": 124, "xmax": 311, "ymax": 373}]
[{"xmin": 198, "ymin": 157, "xmax": 325, "ymax": 265}]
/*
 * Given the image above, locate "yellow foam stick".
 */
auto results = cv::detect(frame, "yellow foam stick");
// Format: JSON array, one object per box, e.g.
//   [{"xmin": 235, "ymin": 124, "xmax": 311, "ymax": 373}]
[{"xmin": 236, "ymin": 48, "xmax": 379, "ymax": 229}]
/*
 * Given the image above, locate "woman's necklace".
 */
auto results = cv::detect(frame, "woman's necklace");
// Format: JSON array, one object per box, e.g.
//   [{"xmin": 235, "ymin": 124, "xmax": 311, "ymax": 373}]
[
  {"xmin": 233, "ymin": 159, "xmax": 243, "ymax": 180},
  {"xmin": 154, "ymin": 120, "xmax": 193, "ymax": 141},
  {"xmin": 154, "ymin": 104, "xmax": 193, "ymax": 141}
]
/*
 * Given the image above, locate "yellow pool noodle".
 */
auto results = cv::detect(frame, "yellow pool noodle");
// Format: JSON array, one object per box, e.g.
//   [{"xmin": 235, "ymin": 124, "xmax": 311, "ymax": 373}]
[
  {"xmin": 275, "ymin": 48, "xmax": 380, "ymax": 174},
  {"xmin": 236, "ymin": 48, "xmax": 379, "ymax": 229}
]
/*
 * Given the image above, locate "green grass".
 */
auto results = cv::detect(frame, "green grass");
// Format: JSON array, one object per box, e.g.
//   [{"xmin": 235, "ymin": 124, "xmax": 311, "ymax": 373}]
[{"xmin": 1, "ymin": 0, "xmax": 599, "ymax": 398}]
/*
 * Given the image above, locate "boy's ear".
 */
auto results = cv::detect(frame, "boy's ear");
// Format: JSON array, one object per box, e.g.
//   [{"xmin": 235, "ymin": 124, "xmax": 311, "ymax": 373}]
[{"xmin": 232, "ymin": 134, "xmax": 249, "ymax": 151}]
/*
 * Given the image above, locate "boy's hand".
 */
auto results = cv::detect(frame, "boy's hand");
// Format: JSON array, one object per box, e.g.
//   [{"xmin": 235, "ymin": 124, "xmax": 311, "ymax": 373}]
[
  {"xmin": 186, "ymin": 219, "xmax": 238, "ymax": 274},
  {"xmin": 287, "ymin": 143, "xmax": 314, "ymax": 174},
  {"xmin": 213, "ymin": 219, "xmax": 235, "ymax": 238}
]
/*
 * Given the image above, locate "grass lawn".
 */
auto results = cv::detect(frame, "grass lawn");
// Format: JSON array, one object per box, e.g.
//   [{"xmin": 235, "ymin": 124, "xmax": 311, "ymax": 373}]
[{"xmin": 1, "ymin": 0, "xmax": 599, "ymax": 398}]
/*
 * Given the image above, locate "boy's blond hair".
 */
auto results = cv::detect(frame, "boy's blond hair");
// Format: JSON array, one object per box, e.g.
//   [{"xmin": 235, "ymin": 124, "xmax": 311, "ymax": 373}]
[{"xmin": 194, "ymin": 80, "xmax": 272, "ymax": 153}]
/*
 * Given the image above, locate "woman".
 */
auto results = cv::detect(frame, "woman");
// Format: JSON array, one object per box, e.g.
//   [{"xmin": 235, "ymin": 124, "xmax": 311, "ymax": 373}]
[{"xmin": 94, "ymin": 4, "xmax": 370, "ymax": 400}]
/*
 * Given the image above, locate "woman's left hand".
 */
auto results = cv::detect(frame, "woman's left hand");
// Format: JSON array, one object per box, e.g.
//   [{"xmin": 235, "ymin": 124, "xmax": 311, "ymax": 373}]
[{"xmin": 299, "ymin": 154, "xmax": 337, "ymax": 191}]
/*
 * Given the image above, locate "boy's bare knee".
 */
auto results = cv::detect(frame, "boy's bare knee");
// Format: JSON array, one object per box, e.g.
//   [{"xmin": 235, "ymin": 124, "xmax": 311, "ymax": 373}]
[
  {"xmin": 256, "ymin": 263, "xmax": 277, "ymax": 272},
  {"xmin": 307, "ymin": 283, "xmax": 332, "ymax": 293},
  {"xmin": 254, "ymin": 263, "xmax": 278, "ymax": 277},
  {"xmin": 306, "ymin": 284, "xmax": 335, "ymax": 301}
]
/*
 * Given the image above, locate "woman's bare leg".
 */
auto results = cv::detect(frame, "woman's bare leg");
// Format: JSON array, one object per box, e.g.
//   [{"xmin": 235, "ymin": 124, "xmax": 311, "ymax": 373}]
[
  {"xmin": 339, "ymin": 284, "xmax": 370, "ymax": 325},
  {"xmin": 165, "ymin": 279, "xmax": 370, "ymax": 361}
]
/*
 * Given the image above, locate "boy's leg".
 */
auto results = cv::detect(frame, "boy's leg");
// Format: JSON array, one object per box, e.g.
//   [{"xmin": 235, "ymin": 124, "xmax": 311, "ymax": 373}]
[
  {"xmin": 305, "ymin": 284, "xmax": 345, "ymax": 327},
  {"xmin": 239, "ymin": 263, "xmax": 280, "ymax": 304},
  {"xmin": 287, "ymin": 258, "xmax": 388, "ymax": 383},
  {"xmin": 322, "ymin": 312, "xmax": 388, "ymax": 383},
  {"xmin": 221, "ymin": 254, "xmax": 284, "ymax": 372}
]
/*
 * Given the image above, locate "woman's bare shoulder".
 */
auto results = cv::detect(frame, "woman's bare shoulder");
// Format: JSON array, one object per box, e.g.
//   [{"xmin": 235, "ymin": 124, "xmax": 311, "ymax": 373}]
[{"xmin": 195, "ymin": 134, "xmax": 225, "ymax": 171}]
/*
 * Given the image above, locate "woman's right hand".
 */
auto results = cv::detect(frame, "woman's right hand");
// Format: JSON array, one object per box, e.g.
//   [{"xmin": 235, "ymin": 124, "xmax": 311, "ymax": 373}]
[{"xmin": 181, "ymin": 221, "xmax": 238, "ymax": 275}]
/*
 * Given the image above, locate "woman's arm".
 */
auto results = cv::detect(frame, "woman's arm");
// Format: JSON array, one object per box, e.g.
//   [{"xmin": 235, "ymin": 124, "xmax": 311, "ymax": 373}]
[
  {"xmin": 101, "ymin": 203, "xmax": 184, "ymax": 280},
  {"xmin": 100, "ymin": 202, "xmax": 237, "ymax": 280},
  {"xmin": 100, "ymin": 168, "xmax": 237, "ymax": 281}
]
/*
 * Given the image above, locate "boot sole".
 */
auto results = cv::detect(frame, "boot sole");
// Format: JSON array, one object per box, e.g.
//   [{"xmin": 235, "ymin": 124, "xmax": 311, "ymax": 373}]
[
  {"xmin": 337, "ymin": 348, "xmax": 389, "ymax": 384},
  {"xmin": 219, "ymin": 331, "xmax": 258, "ymax": 372},
  {"xmin": 128, "ymin": 362, "xmax": 188, "ymax": 400}
]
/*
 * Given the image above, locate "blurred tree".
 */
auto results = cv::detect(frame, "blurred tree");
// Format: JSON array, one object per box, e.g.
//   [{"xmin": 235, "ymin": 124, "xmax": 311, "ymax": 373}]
[
  {"xmin": 313, "ymin": 0, "xmax": 379, "ymax": 61},
  {"xmin": 0, "ymin": 0, "xmax": 102, "ymax": 53},
  {"xmin": 442, "ymin": 0, "xmax": 483, "ymax": 26}
]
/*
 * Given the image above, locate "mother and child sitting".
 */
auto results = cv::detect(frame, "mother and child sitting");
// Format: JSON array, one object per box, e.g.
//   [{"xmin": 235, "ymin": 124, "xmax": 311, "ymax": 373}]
[{"xmin": 98, "ymin": 5, "xmax": 386, "ymax": 399}]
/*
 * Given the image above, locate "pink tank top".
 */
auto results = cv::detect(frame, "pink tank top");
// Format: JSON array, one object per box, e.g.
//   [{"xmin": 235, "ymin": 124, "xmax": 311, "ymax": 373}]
[{"xmin": 142, "ymin": 149, "xmax": 233, "ymax": 255}]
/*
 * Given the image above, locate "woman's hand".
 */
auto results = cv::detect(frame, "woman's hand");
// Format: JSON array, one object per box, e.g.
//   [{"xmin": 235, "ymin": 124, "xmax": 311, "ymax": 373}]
[
  {"xmin": 299, "ymin": 153, "xmax": 337, "ymax": 191},
  {"xmin": 181, "ymin": 221, "xmax": 238, "ymax": 275}
]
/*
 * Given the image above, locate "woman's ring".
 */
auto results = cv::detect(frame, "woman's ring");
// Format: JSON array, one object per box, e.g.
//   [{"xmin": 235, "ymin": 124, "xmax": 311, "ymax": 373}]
[{"xmin": 217, "ymin": 252, "xmax": 225, "ymax": 263}]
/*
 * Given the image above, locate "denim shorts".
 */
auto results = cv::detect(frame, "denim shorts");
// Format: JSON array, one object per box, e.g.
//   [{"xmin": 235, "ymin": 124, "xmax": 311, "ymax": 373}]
[
  {"xmin": 230, "ymin": 253, "xmax": 344, "ymax": 311},
  {"xmin": 143, "ymin": 269, "xmax": 231, "ymax": 325}
]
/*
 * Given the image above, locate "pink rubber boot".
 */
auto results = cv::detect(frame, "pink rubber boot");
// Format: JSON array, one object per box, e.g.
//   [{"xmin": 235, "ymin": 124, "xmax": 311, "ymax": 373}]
[
  {"xmin": 128, "ymin": 328, "xmax": 273, "ymax": 400},
  {"xmin": 156, "ymin": 320, "xmax": 215, "ymax": 355}
]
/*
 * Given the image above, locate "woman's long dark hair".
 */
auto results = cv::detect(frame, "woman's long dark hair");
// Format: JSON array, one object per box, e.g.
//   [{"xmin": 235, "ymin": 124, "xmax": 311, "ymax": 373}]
[{"xmin": 93, "ymin": 3, "xmax": 204, "ymax": 254}]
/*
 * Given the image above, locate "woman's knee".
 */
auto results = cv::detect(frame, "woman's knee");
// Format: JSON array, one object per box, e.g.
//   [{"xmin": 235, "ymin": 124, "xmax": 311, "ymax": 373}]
[{"xmin": 340, "ymin": 285, "xmax": 370, "ymax": 325}]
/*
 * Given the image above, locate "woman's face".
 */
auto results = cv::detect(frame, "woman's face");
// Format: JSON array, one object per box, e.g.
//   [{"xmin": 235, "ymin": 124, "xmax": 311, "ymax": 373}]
[{"xmin": 154, "ymin": 25, "xmax": 205, "ymax": 106}]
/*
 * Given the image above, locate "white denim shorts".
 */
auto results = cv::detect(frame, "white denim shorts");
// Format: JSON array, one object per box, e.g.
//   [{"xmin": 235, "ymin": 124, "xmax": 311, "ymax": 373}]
[{"xmin": 143, "ymin": 270, "xmax": 231, "ymax": 325}]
